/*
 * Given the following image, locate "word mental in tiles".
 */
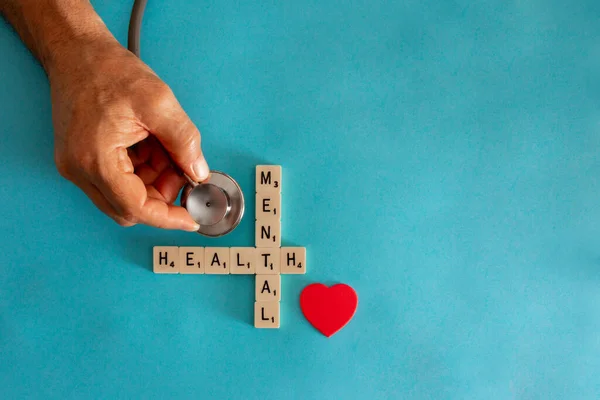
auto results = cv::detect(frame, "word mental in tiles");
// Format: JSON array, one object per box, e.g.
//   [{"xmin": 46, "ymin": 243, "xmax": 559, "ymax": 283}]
[
  {"xmin": 254, "ymin": 165, "xmax": 282, "ymax": 328},
  {"xmin": 153, "ymin": 165, "xmax": 306, "ymax": 330}
]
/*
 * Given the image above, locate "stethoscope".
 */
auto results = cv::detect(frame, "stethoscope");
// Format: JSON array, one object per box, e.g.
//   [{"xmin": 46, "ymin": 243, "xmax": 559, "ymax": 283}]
[
  {"xmin": 127, "ymin": 0, "xmax": 244, "ymax": 237},
  {"xmin": 180, "ymin": 172, "xmax": 244, "ymax": 237}
]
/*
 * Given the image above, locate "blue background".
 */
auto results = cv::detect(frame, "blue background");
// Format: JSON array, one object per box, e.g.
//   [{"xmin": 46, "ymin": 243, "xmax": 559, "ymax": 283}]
[{"xmin": 1, "ymin": 0, "xmax": 600, "ymax": 398}]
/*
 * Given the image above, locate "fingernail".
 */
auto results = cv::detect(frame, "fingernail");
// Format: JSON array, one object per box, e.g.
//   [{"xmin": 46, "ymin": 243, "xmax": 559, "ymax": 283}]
[
  {"xmin": 184, "ymin": 222, "xmax": 200, "ymax": 232},
  {"xmin": 192, "ymin": 157, "xmax": 210, "ymax": 181}
]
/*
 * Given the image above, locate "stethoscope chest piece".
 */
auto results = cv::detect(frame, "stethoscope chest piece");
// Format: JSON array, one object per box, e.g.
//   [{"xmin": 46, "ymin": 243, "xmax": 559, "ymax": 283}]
[{"xmin": 181, "ymin": 171, "xmax": 244, "ymax": 237}]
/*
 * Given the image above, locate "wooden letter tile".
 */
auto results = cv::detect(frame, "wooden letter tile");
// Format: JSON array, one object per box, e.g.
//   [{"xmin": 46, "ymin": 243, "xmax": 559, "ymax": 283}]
[
  {"xmin": 230, "ymin": 247, "xmax": 256, "ymax": 274},
  {"xmin": 153, "ymin": 246, "xmax": 179, "ymax": 274},
  {"xmin": 179, "ymin": 247, "xmax": 204, "ymax": 274},
  {"xmin": 280, "ymin": 247, "xmax": 306, "ymax": 274},
  {"xmin": 254, "ymin": 301, "xmax": 280, "ymax": 328},
  {"xmin": 256, "ymin": 248, "xmax": 281, "ymax": 275},
  {"xmin": 204, "ymin": 247, "xmax": 230, "ymax": 274},
  {"xmin": 256, "ymin": 192, "xmax": 281, "ymax": 220},
  {"xmin": 256, "ymin": 165, "xmax": 282, "ymax": 193},
  {"xmin": 255, "ymin": 275, "xmax": 281, "ymax": 301},
  {"xmin": 255, "ymin": 218, "xmax": 281, "ymax": 248}
]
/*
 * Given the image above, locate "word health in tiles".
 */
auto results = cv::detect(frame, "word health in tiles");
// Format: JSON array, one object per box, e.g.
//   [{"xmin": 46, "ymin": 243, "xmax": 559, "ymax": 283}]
[{"xmin": 153, "ymin": 246, "xmax": 306, "ymax": 275}]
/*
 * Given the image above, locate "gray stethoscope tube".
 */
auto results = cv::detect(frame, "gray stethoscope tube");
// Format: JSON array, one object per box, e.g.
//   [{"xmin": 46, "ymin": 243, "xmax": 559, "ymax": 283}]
[{"xmin": 127, "ymin": 0, "xmax": 245, "ymax": 237}]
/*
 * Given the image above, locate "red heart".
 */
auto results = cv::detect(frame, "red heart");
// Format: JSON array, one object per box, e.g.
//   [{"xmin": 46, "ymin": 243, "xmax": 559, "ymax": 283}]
[{"xmin": 300, "ymin": 283, "xmax": 358, "ymax": 337}]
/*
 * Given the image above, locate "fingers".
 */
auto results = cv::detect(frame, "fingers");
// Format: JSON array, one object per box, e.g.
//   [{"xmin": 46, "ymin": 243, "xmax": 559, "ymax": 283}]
[
  {"xmin": 92, "ymin": 164, "xmax": 199, "ymax": 231},
  {"xmin": 150, "ymin": 168, "xmax": 186, "ymax": 203},
  {"xmin": 67, "ymin": 145, "xmax": 198, "ymax": 231},
  {"xmin": 65, "ymin": 139, "xmax": 193, "ymax": 230},
  {"xmin": 127, "ymin": 140, "xmax": 152, "ymax": 167},
  {"xmin": 135, "ymin": 164, "xmax": 185, "ymax": 203},
  {"xmin": 130, "ymin": 138, "xmax": 186, "ymax": 203},
  {"xmin": 137, "ymin": 86, "xmax": 209, "ymax": 182},
  {"xmin": 74, "ymin": 179, "xmax": 135, "ymax": 227},
  {"xmin": 128, "ymin": 136, "xmax": 168, "ymax": 171}
]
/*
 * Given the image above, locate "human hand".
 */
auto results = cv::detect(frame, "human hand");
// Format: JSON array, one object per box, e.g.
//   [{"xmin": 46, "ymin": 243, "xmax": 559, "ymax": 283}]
[{"xmin": 50, "ymin": 38, "xmax": 208, "ymax": 231}]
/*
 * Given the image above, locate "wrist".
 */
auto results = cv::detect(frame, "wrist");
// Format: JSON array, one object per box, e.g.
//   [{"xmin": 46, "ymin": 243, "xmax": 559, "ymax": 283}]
[{"xmin": 15, "ymin": 1, "xmax": 119, "ymax": 79}]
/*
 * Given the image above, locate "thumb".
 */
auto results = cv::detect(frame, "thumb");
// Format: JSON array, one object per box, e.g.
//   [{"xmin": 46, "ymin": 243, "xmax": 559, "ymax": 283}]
[{"xmin": 141, "ymin": 89, "xmax": 210, "ymax": 182}]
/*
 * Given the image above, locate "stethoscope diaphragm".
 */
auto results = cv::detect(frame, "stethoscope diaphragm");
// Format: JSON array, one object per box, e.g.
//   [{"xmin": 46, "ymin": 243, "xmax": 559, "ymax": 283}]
[{"xmin": 180, "ymin": 171, "xmax": 244, "ymax": 237}]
